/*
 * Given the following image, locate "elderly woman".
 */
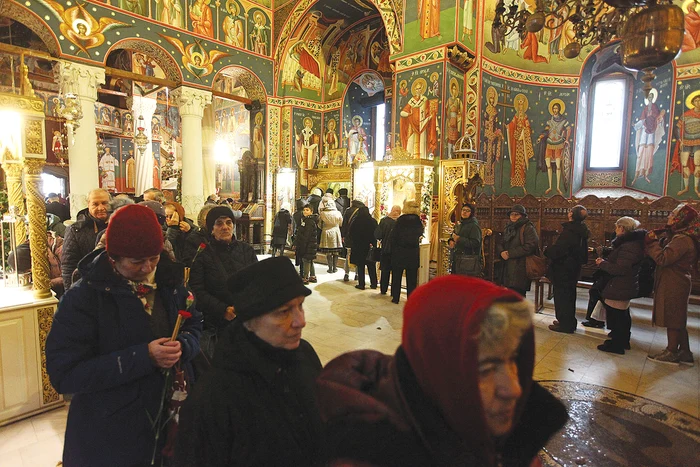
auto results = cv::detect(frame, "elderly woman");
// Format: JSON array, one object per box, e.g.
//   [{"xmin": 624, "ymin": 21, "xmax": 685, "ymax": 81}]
[
  {"xmin": 318, "ymin": 194, "xmax": 343, "ymax": 273},
  {"xmin": 646, "ymin": 204, "xmax": 698, "ymax": 365},
  {"xmin": 176, "ymin": 257, "xmax": 323, "ymax": 466},
  {"xmin": 593, "ymin": 217, "xmax": 646, "ymax": 354},
  {"xmin": 46, "ymin": 204, "xmax": 202, "ymax": 466},
  {"xmin": 497, "ymin": 205, "xmax": 539, "ymax": 297},
  {"xmin": 164, "ymin": 201, "xmax": 198, "ymax": 263},
  {"xmin": 389, "ymin": 200, "xmax": 424, "ymax": 303},
  {"xmin": 450, "ymin": 202, "xmax": 483, "ymax": 276},
  {"xmin": 189, "ymin": 206, "xmax": 258, "ymax": 357},
  {"xmin": 316, "ymin": 276, "xmax": 568, "ymax": 466}
]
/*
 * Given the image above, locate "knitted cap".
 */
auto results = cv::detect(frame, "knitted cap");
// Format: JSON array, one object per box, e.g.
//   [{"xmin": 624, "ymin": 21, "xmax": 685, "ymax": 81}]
[
  {"xmin": 206, "ymin": 206, "xmax": 236, "ymax": 233},
  {"xmin": 509, "ymin": 204, "xmax": 527, "ymax": 216},
  {"xmin": 105, "ymin": 204, "xmax": 164, "ymax": 258}
]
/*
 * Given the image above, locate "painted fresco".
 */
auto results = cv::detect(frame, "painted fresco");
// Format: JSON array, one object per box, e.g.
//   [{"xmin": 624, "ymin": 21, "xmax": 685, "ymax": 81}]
[
  {"xmin": 668, "ymin": 77, "xmax": 700, "ymax": 199},
  {"xmin": 400, "ymin": 0, "xmax": 455, "ymax": 57},
  {"xmin": 480, "ymin": 72, "xmax": 578, "ymax": 198},
  {"xmin": 343, "ymin": 81, "xmax": 373, "ymax": 165},
  {"xmin": 676, "ymin": 0, "xmax": 700, "ymax": 65},
  {"xmin": 153, "ymin": 0, "xmax": 184, "ymax": 28},
  {"xmin": 444, "ymin": 64, "xmax": 464, "ymax": 159},
  {"xmin": 394, "ymin": 62, "xmax": 443, "ymax": 159},
  {"xmin": 248, "ymin": 8, "xmax": 270, "ymax": 55},
  {"xmin": 321, "ymin": 109, "xmax": 342, "ymax": 167},
  {"xmin": 626, "ymin": 64, "xmax": 674, "ymax": 197},
  {"xmin": 292, "ymin": 109, "xmax": 322, "ymax": 188},
  {"xmin": 121, "ymin": 139, "xmax": 136, "ymax": 193},
  {"xmin": 98, "ymin": 136, "xmax": 120, "ymax": 192},
  {"xmin": 251, "ymin": 109, "xmax": 266, "ymax": 160},
  {"xmin": 458, "ymin": 0, "xmax": 477, "ymax": 52}
]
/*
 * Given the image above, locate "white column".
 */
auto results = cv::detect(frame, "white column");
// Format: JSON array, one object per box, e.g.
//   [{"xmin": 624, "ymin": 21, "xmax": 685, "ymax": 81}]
[
  {"xmin": 55, "ymin": 61, "xmax": 105, "ymax": 218},
  {"xmin": 202, "ymin": 106, "xmax": 217, "ymax": 199},
  {"xmin": 172, "ymin": 87, "xmax": 212, "ymax": 217},
  {"xmin": 130, "ymin": 96, "xmax": 158, "ymax": 196}
]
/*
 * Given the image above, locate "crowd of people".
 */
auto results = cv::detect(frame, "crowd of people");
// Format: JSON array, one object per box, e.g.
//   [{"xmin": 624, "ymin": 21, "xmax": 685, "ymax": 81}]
[{"xmin": 22, "ymin": 187, "xmax": 695, "ymax": 465}]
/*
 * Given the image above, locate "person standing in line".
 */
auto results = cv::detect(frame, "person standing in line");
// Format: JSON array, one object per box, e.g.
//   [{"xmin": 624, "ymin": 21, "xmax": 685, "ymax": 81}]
[
  {"xmin": 350, "ymin": 206, "xmax": 378, "ymax": 290},
  {"xmin": 389, "ymin": 200, "xmax": 424, "ymax": 304},
  {"xmin": 450, "ymin": 202, "xmax": 483, "ymax": 276},
  {"xmin": 646, "ymin": 204, "xmax": 698, "ymax": 365},
  {"xmin": 271, "ymin": 203, "xmax": 294, "ymax": 258},
  {"xmin": 318, "ymin": 194, "xmax": 343, "ymax": 273},
  {"xmin": 334, "ymin": 187, "xmax": 351, "ymax": 216},
  {"xmin": 545, "ymin": 205, "xmax": 589, "ymax": 333},
  {"xmin": 375, "ymin": 205, "xmax": 401, "ymax": 295},
  {"xmin": 294, "ymin": 204, "xmax": 319, "ymax": 284},
  {"xmin": 341, "ymin": 199, "xmax": 365, "ymax": 282},
  {"xmin": 497, "ymin": 204, "xmax": 539, "ymax": 297}
]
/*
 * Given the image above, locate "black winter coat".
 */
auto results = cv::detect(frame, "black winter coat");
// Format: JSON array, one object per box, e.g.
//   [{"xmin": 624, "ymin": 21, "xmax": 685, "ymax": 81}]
[
  {"xmin": 189, "ymin": 237, "xmax": 258, "ymax": 331},
  {"xmin": 46, "ymin": 249, "xmax": 202, "ymax": 467},
  {"xmin": 272, "ymin": 208, "xmax": 293, "ymax": 246},
  {"xmin": 375, "ymin": 216, "xmax": 397, "ymax": 257},
  {"xmin": 341, "ymin": 201, "xmax": 365, "ymax": 247},
  {"xmin": 175, "ymin": 320, "xmax": 323, "ymax": 467},
  {"xmin": 165, "ymin": 218, "xmax": 199, "ymax": 264},
  {"xmin": 350, "ymin": 209, "xmax": 378, "ymax": 265},
  {"xmin": 307, "ymin": 193, "xmax": 322, "ymax": 214},
  {"xmin": 294, "ymin": 214, "xmax": 319, "ymax": 262},
  {"xmin": 335, "ymin": 195, "xmax": 351, "ymax": 216},
  {"xmin": 390, "ymin": 214, "xmax": 424, "ymax": 270},
  {"xmin": 61, "ymin": 208, "xmax": 108, "ymax": 289},
  {"xmin": 453, "ymin": 217, "xmax": 482, "ymax": 256},
  {"xmin": 545, "ymin": 221, "xmax": 590, "ymax": 285},
  {"xmin": 46, "ymin": 200, "xmax": 70, "ymax": 222},
  {"xmin": 599, "ymin": 229, "xmax": 646, "ymax": 300},
  {"xmin": 498, "ymin": 219, "xmax": 539, "ymax": 292}
]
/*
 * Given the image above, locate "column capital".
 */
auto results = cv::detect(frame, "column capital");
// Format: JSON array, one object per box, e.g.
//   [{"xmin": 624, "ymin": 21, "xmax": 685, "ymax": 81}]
[
  {"xmin": 172, "ymin": 87, "xmax": 212, "ymax": 118},
  {"xmin": 54, "ymin": 60, "xmax": 106, "ymax": 102}
]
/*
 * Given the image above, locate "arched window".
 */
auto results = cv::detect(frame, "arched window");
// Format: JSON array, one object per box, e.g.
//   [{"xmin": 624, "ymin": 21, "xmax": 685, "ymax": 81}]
[{"xmin": 585, "ymin": 73, "xmax": 634, "ymax": 171}]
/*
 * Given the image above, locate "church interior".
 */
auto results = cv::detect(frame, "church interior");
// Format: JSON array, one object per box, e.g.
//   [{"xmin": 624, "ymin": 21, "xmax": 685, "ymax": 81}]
[{"xmin": 0, "ymin": 0, "xmax": 698, "ymax": 464}]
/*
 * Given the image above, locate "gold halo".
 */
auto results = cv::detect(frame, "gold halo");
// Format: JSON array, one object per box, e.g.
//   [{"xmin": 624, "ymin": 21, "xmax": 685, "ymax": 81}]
[
  {"xmin": 253, "ymin": 11, "xmax": 265, "ymax": 24},
  {"xmin": 352, "ymin": 115, "xmax": 363, "ymax": 126},
  {"xmin": 486, "ymin": 86, "xmax": 497, "ymax": 103},
  {"xmin": 449, "ymin": 77, "xmax": 459, "ymax": 96},
  {"xmin": 686, "ymin": 90, "xmax": 700, "ymax": 109},
  {"xmin": 190, "ymin": 52, "xmax": 204, "ymax": 64},
  {"xmin": 549, "ymin": 98, "xmax": 565, "ymax": 115},
  {"xmin": 399, "ymin": 79, "xmax": 407, "ymax": 88},
  {"xmin": 327, "ymin": 118, "xmax": 336, "ymax": 129},
  {"xmin": 645, "ymin": 88, "xmax": 658, "ymax": 105},
  {"xmin": 682, "ymin": 0, "xmax": 700, "ymax": 14},
  {"xmin": 411, "ymin": 77, "xmax": 427, "ymax": 96},
  {"xmin": 514, "ymin": 93, "xmax": 529, "ymax": 112},
  {"xmin": 254, "ymin": 112, "xmax": 263, "ymax": 124},
  {"xmin": 72, "ymin": 18, "xmax": 91, "ymax": 36},
  {"xmin": 303, "ymin": 116, "xmax": 313, "ymax": 127},
  {"xmin": 226, "ymin": 0, "xmax": 239, "ymax": 15},
  {"xmin": 430, "ymin": 72, "xmax": 439, "ymax": 82}
]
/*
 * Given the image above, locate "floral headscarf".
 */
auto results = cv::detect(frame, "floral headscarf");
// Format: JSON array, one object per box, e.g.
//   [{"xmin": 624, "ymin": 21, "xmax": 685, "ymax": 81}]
[{"xmin": 668, "ymin": 204, "xmax": 700, "ymax": 243}]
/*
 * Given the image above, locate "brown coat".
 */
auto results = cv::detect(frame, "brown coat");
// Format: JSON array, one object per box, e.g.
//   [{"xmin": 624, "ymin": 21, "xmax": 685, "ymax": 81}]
[{"xmin": 646, "ymin": 234, "xmax": 697, "ymax": 328}]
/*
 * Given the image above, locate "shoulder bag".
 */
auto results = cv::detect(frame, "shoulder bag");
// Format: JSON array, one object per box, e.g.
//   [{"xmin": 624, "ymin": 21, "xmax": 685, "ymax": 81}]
[{"xmin": 520, "ymin": 226, "xmax": 547, "ymax": 279}]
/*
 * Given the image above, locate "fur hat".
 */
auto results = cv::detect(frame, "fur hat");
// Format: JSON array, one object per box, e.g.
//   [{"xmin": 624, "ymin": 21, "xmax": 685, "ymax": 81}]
[
  {"xmin": 403, "ymin": 200, "xmax": 421, "ymax": 216},
  {"xmin": 206, "ymin": 206, "xmax": 236, "ymax": 233},
  {"xmin": 106, "ymin": 204, "xmax": 164, "ymax": 258},
  {"xmin": 227, "ymin": 257, "xmax": 311, "ymax": 322}
]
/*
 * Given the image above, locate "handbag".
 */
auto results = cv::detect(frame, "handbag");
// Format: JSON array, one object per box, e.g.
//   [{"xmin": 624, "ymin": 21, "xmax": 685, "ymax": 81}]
[
  {"xmin": 591, "ymin": 301, "xmax": 606, "ymax": 321},
  {"xmin": 366, "ymin": 245, "xmax": 381, "ymax": 262},
  {"xmin": 453, "ymin": 253, "xmax": 482, "ymax": 276},
  {"xmin": 520, "ymin": 226, "xmax": 547, "ymax": 279}
]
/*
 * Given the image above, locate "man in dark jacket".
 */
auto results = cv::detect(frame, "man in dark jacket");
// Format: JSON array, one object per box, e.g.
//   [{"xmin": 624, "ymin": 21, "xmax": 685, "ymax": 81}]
[
  {"xmin": 375, "ymin": 205, "xmax": 401, "ymax": 295},
  {"xmin": 46, "ymin": 193, "xmax": 70, "ymax": 221},
  {"xmin": 176, "ymin": 257, "xmax": 323, "ymax": 467},
  {"xmin": 307, "ymin": 187, "xmax": 323, "ymax": 214},
  {"xmin": 189, "ymin": 206, "xmax": 258, "ymax": 358},
  {"xmin": 389, "ymin": 200, "xmax": 424, "ymax": 304},
  {"xmin": 498, "ymin": 204, "xmax": 540, "ymax": 297},
  {"xmin": 545, "ymin": 205, "xmax": 589, "ymax": 333},
  {"xmin": 334, "ymin": 187, "xmax": 351, "ymax": 216},
  {"xmin": 316, "ymin": 276, "xmax": 568, "ymax": 466},
  {"xmin": 341, "ymin": 199, "xmax": 365, "ymax": 282},
  {"xmin": 61, "ymin": 188, "xmax": 111, "ymax": 289},
  {"xmin": 271, "ymin": 203, "xmax": 293, "ymax": 257},
  {"xmin": 350, "ymin": 206, "xmax": 378, "ymax": 290},
  {"xmin": 46, "ymin": 204, "xmax": 202, "ymax": 467}
]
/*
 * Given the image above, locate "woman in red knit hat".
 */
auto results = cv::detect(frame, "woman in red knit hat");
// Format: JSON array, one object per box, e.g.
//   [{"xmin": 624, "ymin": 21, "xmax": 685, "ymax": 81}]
[
  {"xmin": 316, "ymin": 275, "xmax": 568, "ymax": 466},
  {"xmin": 46, "ymin": 204, "xmax": 203, "ymax": 466}
]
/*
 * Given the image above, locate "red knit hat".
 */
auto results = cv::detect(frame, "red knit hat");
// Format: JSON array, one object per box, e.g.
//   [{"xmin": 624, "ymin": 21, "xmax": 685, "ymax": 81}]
[{"xmin": 105, "ymin": 204, "xmax": 164, "ymax": 258}]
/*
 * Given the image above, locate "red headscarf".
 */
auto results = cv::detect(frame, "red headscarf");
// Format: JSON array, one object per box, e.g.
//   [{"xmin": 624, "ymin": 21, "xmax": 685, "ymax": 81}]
[{"xmin": 401, "ymin": 275, "xmax": 535, "ymax": 457}]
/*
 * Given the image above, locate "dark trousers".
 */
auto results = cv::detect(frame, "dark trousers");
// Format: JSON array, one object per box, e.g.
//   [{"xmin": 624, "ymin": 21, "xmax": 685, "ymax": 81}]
[
  {"xmin": 356, "ymin": 260, "xmax": 377, "ymax": 288},
  {"xmin": 606, "ymin": 304, "xmax": 631, "ymax": 349},
  {"xmin": 379, "ymin": 255, "xmax": 392, "ymax": 294},
  {"xmin": 585, "ymin": 287, "xmax": 603, "ymax": 321},
  {"xmin": 271, "ymin": 244, "xmax": 285, "ymax": 257},
  {"xmin": 391, "ymin": 265, "xmax": 418, "ymax": 301},
  {"xmin": 553, "ymin": 282, "xmax": 578, "ymax": 331}
]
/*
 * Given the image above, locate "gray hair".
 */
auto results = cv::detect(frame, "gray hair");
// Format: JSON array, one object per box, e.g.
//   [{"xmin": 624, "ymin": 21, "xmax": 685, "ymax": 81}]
[
  {"xmin": 615, "ymin": 216, "xmax": 640, "ymax": 234},
  {"xmin": 109, "ymin": 196, "xmax": 134, "ymax": 212},
  {"xmin": 87, "ymin": 188, "xmax": 112, "ymax": 201},
  {"xmin": 478, "ymin": 300, "xmax": 533, "ymax": 350},
  {"xmin": 143, "ymin": 188, "xmax": 166, "ymax": 203}
]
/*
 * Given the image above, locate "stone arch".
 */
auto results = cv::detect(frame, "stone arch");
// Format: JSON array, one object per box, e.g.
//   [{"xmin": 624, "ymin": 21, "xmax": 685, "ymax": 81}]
[
  {"xmin": 0, "ymin": 0, "xmax": 61, "ymax": 57},
  {"xmin": 273, "ymin": 0, "xmax": 402, "ymax": 68},
  {"xmin": 213, "ymin": 65, "xmax": 268, "ymax": 103},
  {"xmin": 105, "ymin": 39, "xmax": 183, "ymax": 83}
]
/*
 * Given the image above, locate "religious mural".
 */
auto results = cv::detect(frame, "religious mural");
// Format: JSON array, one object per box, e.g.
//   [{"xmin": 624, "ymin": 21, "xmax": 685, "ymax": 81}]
[
  {"xmin": 669, "ymin": 77, "xmax": 700, "ymax": 199},
  {"xmin": 458, "ymin": 0, "xmax": 477, "ymax": 52},
  {"xmin": 321, "ymin": 109, "xmax": 342, "ymax": 167},
  {"xmin": 480, "ymin": 72, "xmax": 578, "ymax": 198},
  {"xmin": 343, "ymin": 82, "xmax": 373, "ymax": 165},
  {"xmin": 394, "ymin": 63, "xmax": 443, "ymax": 159},
  {"xmin": 444, "ymin": 64, "xmax": 464, "ymax": 159},
  {"xmin": 251, "ymin": 110, "xmax": 266, "ymax": 160},
  {"xmin": 677, "ymin": 0, "xmax": 700, "ymax": 65},
  {"xmin": 292, "ymin": 109, "xmax": 322, "ymax": 187},
  {"xmin": 400, "ymin": 0, "xmax": 455, "ymax": 57}
]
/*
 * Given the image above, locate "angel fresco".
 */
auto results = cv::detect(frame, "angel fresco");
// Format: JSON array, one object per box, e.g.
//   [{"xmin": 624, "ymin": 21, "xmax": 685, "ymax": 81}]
[
  {"xmin": 631, "ymin": 88, "xmax": 666, "ymax": 186},
  {"xmin": 537, "ymin": 99, "xmax": 571, "ymax": 196},
  {"xmin": 36, "ymin": 0, "xmax": 130, "ymax": 57},
  {"xmin": 159, "ymin": 35, "xmax": 229, "ymax": 79}
]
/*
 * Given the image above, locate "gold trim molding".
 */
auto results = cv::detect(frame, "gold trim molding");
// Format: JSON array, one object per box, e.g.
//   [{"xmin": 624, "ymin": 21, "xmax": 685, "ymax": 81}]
[{"xmin": 37, "ymin": 306, "xmax": 60, "ymax": 405}]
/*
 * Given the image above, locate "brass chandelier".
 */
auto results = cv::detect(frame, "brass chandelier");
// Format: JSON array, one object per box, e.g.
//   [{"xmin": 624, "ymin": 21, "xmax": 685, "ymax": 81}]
[{"xmin": 492, "ymin": 0, "xmax": 685, "ymax": 95}]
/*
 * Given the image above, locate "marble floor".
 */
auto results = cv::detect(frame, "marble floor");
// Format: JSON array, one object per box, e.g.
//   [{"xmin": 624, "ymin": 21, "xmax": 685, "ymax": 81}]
[{"xmin": 1, "ymin": 265, "xmax": 698, "ymax": 466}]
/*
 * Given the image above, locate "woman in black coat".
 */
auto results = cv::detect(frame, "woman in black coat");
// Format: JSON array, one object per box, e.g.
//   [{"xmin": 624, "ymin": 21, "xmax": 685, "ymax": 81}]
[
  {"xmin": 375, "ymin": 205, "xmax": 401, "ymax": 295},
  {"xmin": 544, "ymin": 205, "xmax": 590, "ymax": 333},
  {"xmin": 450, "ymin": 202, "xmax": 483, "ymax": 276},
  {"xmin": 595, "ymin": 217, "xmax": 646, "ymax": 354},
  {"xmin": 271, "ymin": 204, "xmax": 293, "ymax": 257},
  {"xmin": 389, "ymin": 201, "xmax": 424, "ymax": 304},
  {"xmin": 498, "ymin": 204, "xmax": 539, "ymax": 297},
  {"xmin": 350, "ymin": 206, "xmax": 378, "ymax": 290}
]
